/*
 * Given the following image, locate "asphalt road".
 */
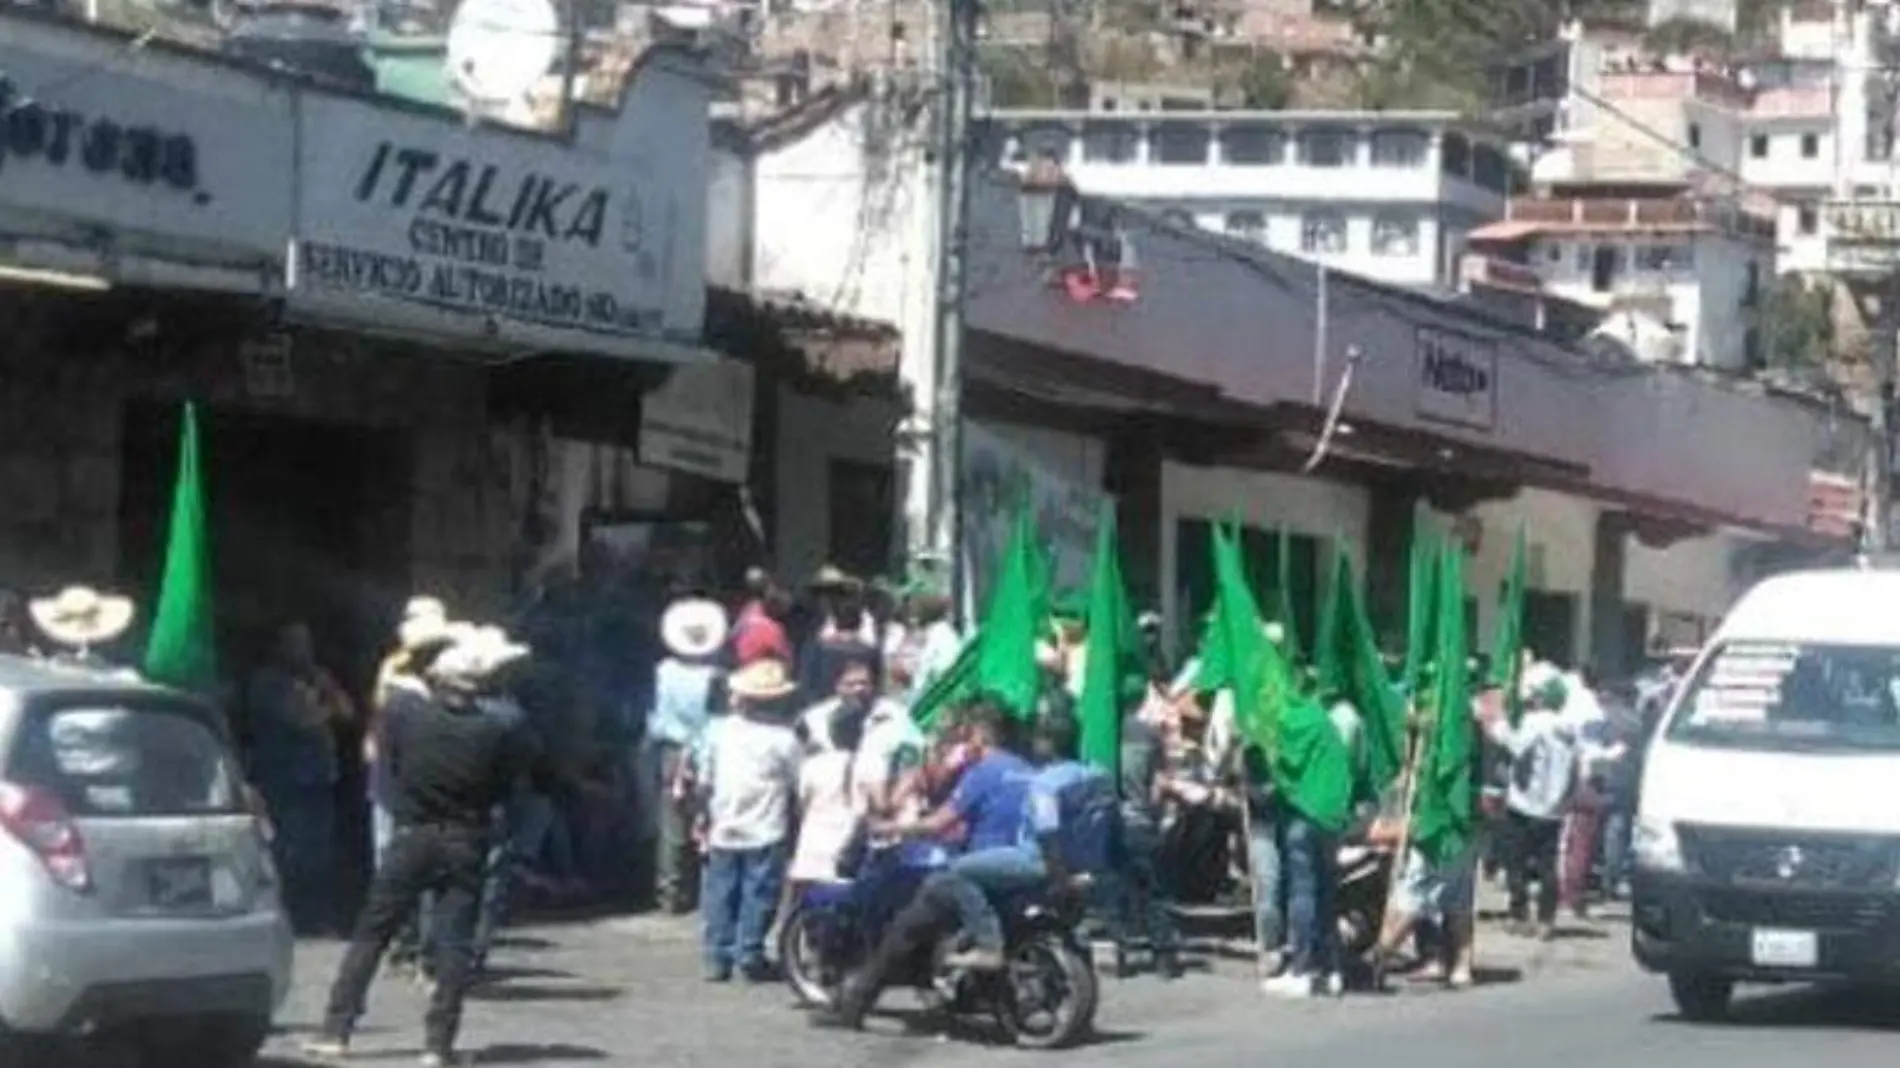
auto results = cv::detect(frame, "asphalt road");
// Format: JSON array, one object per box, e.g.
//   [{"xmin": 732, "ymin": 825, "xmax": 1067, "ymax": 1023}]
[{"xmin": 244, "ymin": 910, "xmax": 1900, "ymax": 1068}]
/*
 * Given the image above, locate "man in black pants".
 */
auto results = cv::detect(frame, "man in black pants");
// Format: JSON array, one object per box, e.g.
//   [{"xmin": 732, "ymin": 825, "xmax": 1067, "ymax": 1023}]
[{"xmin": 304, "ymin": 626, "xmax": 545, "ymax": 1066}]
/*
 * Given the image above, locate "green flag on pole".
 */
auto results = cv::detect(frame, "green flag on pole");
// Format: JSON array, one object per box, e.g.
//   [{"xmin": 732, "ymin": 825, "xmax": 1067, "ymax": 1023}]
[
  {"xmin": 1489, "ymin": 525, "xmax": 1529, "ymax": 725},
  {"xmin": 144, "ymin": 402, "xmax": 217, "ymax": 693},
  {"xmin": 1411, "ymin": 541, "xmax": 1475, "ymax": 867},
  {"xmin": 912, "ymin": 506, "xmax": 1049, "ymax": 729},
  {"xmin": 1274, "ymin": 528, "xmax": 1305, "ymax": 669},
  {"xmin": 1313, "ymin": 543, "xmax": 1406, "ymax": 796},
  {"xmin": 1399, "ymin": 533, "xmax": 1440, "ymax": 697},
  {"xmin": 1078, "ymin": 503, "xmax": 1138, "ymax": 775}
]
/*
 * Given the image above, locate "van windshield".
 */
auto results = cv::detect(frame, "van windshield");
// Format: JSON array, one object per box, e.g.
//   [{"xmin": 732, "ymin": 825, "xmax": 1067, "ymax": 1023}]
[{"xmin": 1668, "ymin": 641, "xmax": 1900, "ymax": 752}]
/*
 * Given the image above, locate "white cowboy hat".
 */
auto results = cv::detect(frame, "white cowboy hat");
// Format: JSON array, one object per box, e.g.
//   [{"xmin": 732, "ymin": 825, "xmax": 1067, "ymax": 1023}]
[
  {"xmin": 661, "ymin": 598, "xmax": 729, "ymax": 659},
  {"xmin": 29, "ymin": 586, "xmax": 135, "ymax": 649},
  {"xmin": 728, "ymin": 658, "xmax": 798, "ymax": 702},
  {"xmin": 397, "ymin": 597, "xmax": 453, "ymax": 652},
  {"xmin": 429, "ymin": 624, "xmax": 530, "ymax": 687}
]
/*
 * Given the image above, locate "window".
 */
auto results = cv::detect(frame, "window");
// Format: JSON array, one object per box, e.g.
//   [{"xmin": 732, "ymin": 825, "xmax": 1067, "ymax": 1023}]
[
  {"xmin": 1369, "ymin": 129, "xmax": 1429, "ymax": 168},
  {"xmin": 1371, "ymin": 211, "xmax": 1420, "ymax": 256},
  {"xmin": 1297, "ymin": 128, "xmax": 1353, "ymax": 168},
  {"xmin": 1152, "ymin": 123, "xmax": 1212, "ymax": 165},
  {"xmin": 1160, "ymin": 209, "xmax": 1197, "ymax": 230},
  {"xmin": 8, "ymin": 700, "xmax": 242, "ymax": 818},
  {"xmin": 1801, "ymin": 132, "xmax": 1820, "ymax": 159},
  {"xmin": 1081, "ymin": 123, "xmax": 1140, "ymax": 164},
  {"xmin": 1743, "ymin": 261, "xmax": 1761, "ymax": 307},
  {"xmin": 1301, "ymin": 210, "xmax": 1348, "ymax": 253},
  {"xmin": 1224, "ymin": 210, "xmax": 1266, "ymax": 240},
  {"xmin": 1636, "ymin": 244, "xmax": 1682, "ymax": 272},
  {"xmin": 827, "ymin": 460, "xmax": 893, "ymax": 580},
  {"xmin": 1008, "ymin": 125, "xmax": 1072, "ymax": 166},
  {"xmin": 1750, "ymin": 134, "xmax": 1768, "ymax": 158},
  {"xmin": 1220, "ymin": 125, "xmax": 1286, "ymax": 165},
  {"xmin": 1798, "ymin": 204, "xmax": 1819, "ymax": 235},
  {"xmin": 1546, "ymin": 243, "xmax": 1563, "ymax": 263},
  {"xmin": 1668, "ymin": 641, "xmax": 1900, "ymax": 753},
  {"xmin": 1688, "ymin": 122, "xmax": 1701, "ymax": 149},
  {"xmin": 1440, "ymin": 134, "xmax": 1471, "ymax": 177}
]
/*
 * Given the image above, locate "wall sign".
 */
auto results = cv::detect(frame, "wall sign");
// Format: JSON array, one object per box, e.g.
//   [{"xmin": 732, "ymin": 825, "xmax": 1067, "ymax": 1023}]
[
  {"xmin": 1415, "ymin": 325, "xmax": 1498, "ymax": 432},
  {"xmin": 0, "ymin": 19, "xmax": 291, "ymax": 267},
  {"xmin": 960, "ymin": 421, "xmax": 1107, "ymax": 614},
  {"xmin": 638, "ymin": 358, "xmax": 755, "ymax": 483},
  {"xmin": 289, "ymin": 64, "xmax": 709, "ymax": 361}
]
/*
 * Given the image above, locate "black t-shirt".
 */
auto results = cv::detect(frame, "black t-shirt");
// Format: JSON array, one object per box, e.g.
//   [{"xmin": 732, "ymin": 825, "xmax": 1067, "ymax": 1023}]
[{"xmin": 383, "ymin": 690, "xmax": 545, "ymax": 830}]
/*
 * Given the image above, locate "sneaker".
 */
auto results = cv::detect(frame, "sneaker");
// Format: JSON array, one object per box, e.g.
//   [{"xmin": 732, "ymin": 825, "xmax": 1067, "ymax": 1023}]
[
  {"xmin": 1261, "ymin": 971, "xmax": 1313, "ymax": 999},
  {"xmin": 301, "ymin": 1035, "xmax": 350, "ymax": 1059},
  {"xmin": 418, "ymin": 1053, "xmax": 458, "ymax": 1067},
  {"xmin": 1322, "ymin": 971, "xmax": 1345, "ymax": 997},
  {"xmin": 944, "ymin": 947, "xmax": 1007, "ymax": 972}
]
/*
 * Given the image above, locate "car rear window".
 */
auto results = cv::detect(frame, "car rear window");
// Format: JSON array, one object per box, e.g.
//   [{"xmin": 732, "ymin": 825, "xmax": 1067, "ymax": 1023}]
[{"xmin": 7, "ymin": 697, "xmax": 244, "ymax": 817}]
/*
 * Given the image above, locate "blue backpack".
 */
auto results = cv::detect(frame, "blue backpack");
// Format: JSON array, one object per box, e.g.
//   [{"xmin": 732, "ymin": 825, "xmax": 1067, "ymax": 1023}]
[{"xmin": 1027, "ymin": 765, "xmax": 1121, "ymax": 877}]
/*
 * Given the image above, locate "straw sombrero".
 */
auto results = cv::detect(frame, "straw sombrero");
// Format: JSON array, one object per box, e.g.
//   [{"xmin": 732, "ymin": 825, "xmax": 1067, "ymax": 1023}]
[{"xmin": 30, "ymin": 586, "xmax": 135, "ymax": 649}]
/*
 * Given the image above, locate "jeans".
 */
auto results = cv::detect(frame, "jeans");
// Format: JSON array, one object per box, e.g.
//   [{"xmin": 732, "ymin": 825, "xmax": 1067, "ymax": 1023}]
[
  {"xmin": 263, "ymin": 782, "xmax": 336, "ymax": 934},
  {"xmin": 1600, "ymin": 809, "xmax": 1632, "ymax": 893},
  {"xmin": 942, "ymin": 845, "xmax": 1048, "ymax": 954},
  {"xmin": 1503, "ymin": 810, "xmax": 1563, "ymax": 925},
  {"xmin": 322, "ymin": 824, "xmax": 488, "ymax": 1056},
  {"xmin": 415, "ymin": 808, "xmax": 511, "ymax": 970},
  {"xmin": 512, "ymin": 792, "xmax": 577, "ymax": 880},
  {"xmin": 644, "ymin": 740, "xmax": 699, "ymax": 911},
  {"xmin": 1282, "ymin": 816, "xmax": 1337, "ymax": 977},
  {"xmin": 1246, "ymin": 804, "xmax": 1284, "ymax": 958},
  {"xmin": 1114, "ymin": 820, "xmax": 1177, "ymax": 956},
  {"xmin": 701, "ymin": 842, "xmax": 788, "ymax": 975}
]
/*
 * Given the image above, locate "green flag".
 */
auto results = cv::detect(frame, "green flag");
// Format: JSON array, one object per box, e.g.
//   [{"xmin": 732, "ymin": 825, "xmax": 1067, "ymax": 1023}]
[
  {"xmin": 1271, "ymin": 695, "xmax": 1355, "ymax": 833},
  {"xmin": 1202, "ymin": 524, "xmax": 1271, "ymax": 739},
  {"xmin": 1274, "ymin": 528, "xmax": 1305, "ymax": 669},
  {"xmin": 1313, "ymin": 543, "xmax": 1406, "ymax": 795},
  {"xmin": 1399, "ymin": 533, "xmax": 1440, "ymax": 696},
  {"xmin": 911, "ymin": 635, "xmax": 978, "ymax": 732},
  {"xmin": 909, "ymin": 508, "xmax": 1051, "ymax": 729},
  {"xmin": 1411, "ymin": 542, "xmax": 1475, "ymax": 867},
  {"xmin": 1078, "ymin": 504, "xmax": 1137, "ymax": 774},
  {"xmin": 975, "ymin": 507, "xmax": 1049, "ymax": 720},
  {"xmin": 1489, "ymin": 526, "xmax": 1529, "ymax": 725},
  {"xmin": 144, "ymin": 402, "xmax": 217, "ymax": 693}
]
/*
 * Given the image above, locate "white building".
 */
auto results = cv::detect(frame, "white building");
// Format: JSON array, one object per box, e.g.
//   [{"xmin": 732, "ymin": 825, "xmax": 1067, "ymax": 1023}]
[
  {"xmin": 1469, "ymin": 195, "xmax": 1776, "ymax": 369},
  {"xmin": 983, "ymin": 109, "xmax": 1517, "ymax": 287}
]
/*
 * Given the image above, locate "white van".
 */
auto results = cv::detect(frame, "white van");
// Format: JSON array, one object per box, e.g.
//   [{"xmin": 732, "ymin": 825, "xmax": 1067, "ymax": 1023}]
[{"xmin": 1632, "ymin": 568, "xmax": 1900, "ymax": 1021}]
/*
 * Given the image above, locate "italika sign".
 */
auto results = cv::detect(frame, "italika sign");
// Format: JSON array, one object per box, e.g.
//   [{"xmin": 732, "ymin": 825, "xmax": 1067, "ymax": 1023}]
[{"xmin": 289, "ymin": 67, "xmax": 707, "ymax": 361}]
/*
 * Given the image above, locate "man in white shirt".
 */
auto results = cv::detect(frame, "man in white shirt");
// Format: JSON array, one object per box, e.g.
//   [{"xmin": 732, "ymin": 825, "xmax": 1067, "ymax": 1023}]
[
  {"xmin": 693, "ymin": 660, "xmax": 802, "ymax": 983},
  {"xmin": 1483, "ymin": 675, "xmax": 1579, "ymax": 940}
]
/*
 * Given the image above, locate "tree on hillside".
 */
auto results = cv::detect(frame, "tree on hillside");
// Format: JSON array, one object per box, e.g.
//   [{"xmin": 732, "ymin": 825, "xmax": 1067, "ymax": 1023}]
[
  {"xmin": 1644, "ymin": 16, "xmax": 1738, "ymax": 58},
  {"xmin": 1758, "ymin": 276, "xmax": 1836, "ymax": 372},
  {"xmin": 1229, "ymin": 51, "xmax": 1292, "ymax": 110}
]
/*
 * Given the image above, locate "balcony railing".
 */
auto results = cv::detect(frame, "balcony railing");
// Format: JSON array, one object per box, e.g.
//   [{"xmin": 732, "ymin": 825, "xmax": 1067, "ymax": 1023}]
[{"xmin": 1504, "ymin": 197, "xmax": 1777, "ymax": 241}]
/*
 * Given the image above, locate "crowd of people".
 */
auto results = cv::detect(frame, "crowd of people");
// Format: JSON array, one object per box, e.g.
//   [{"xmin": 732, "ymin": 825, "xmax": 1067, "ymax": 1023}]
[{"xmin": 0, "ymin": 566, "xmax": 1698, "ymax": 1060}]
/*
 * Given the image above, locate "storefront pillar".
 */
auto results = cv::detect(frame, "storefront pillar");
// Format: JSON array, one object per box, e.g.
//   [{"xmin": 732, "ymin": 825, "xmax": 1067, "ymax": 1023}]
[
  {"xmin": 1589, "ymin": 511, "xmax": 1633, "ymax": 680},
  {"xmin": 1105, "ymin": 418, "xmax": 1166, "ymax": 613},
  {"xmin": 1365, "ymin": 474, "xmax": 1421, "ymax": 649}
]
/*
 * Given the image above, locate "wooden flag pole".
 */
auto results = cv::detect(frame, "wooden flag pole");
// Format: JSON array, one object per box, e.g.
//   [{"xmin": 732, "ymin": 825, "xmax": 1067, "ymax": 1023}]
[{"xmin": 1373, "ymin": 714, "xmax": 1427, "ymax": 984}]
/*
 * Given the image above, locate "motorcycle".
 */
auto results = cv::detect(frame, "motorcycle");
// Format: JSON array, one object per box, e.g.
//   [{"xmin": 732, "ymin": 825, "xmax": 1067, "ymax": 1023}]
[
  {"xmin": 779, "ymin": 855, "xmax": 1100, "ymax": 1049},
  {"xmin": 1333, "ymin": 842, "xmax": 1393, "ymax": 970}
]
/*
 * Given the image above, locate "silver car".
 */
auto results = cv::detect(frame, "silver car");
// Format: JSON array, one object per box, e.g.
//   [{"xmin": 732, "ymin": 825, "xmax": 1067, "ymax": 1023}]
[{"xmin": 0, "ymin": 654, "xmax": 293, "ymax": 1066}]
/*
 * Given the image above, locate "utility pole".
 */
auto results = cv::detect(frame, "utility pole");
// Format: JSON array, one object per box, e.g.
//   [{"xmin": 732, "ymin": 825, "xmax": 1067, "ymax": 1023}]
[{"xmin": 897, "ymin": 0, "xmax": 979, "ymax": 607}]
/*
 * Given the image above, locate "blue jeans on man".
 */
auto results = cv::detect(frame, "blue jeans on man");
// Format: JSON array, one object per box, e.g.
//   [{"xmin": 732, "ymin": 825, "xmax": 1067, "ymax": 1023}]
[
  {"xmin": 1281, "ymin": 814, "xmax": 1337, "ymax": 978},
  {"xmin": 1246, "ymin": 799, "xmax": 1285, "ymax": 965},
  {"xmin": 940, "ymin": 845, "xmax": 1048, "ymax": 956},
  {"xmin": 701, "ymin": 841, "xmax": 788, "ymax": 980}
]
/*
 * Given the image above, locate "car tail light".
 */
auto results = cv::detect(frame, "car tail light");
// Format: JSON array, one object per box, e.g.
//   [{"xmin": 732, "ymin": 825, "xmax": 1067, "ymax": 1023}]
[
  {"xmin": 0, "ymin": 781, "xmax": 91, "ymax": 892},
  {"xmin": 242, "ymin": 785, "xmax": 275, "ymax": 844}
]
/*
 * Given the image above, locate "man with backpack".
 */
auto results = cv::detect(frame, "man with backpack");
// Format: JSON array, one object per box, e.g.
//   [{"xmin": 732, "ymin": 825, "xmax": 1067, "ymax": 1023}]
[{"xmin": 1483, "ymin": 672, "xmax": 1580, "ymax": 941}]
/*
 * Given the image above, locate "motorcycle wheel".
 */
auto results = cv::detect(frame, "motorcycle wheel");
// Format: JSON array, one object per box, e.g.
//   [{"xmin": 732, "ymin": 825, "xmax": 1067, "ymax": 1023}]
[
  {"xmin": 994, "ymin": 933, "xmax": 1098, "ymax": 1050},
  {"xmin": 779, "ymin": 905, "xmax": 842, "ymax": 1007}
]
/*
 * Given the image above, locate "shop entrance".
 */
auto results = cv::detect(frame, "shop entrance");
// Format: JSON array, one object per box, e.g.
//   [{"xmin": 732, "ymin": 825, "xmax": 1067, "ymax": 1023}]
[
  {"xmin": 118, "ymin": 401, "xmax": 412, "ymax": 912},
  {"xmin": 120, "ymin": 403, "xmax": 412, "ymax": 696}
]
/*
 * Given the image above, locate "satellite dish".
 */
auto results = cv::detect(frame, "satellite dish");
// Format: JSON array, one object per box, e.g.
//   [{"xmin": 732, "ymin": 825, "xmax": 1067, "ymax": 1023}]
[{"xmin": 446, "ymin": 0, "xmax": 560, "ymax": 104}]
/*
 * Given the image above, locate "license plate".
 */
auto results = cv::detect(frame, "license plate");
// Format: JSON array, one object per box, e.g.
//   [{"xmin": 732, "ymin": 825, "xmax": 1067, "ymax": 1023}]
[
  {"xmin": 1750, "ymin": 927, "xmax": 1818, "ymax": 969},
  {"xmin": 146, "ymin": 857, "xmax": 212, "ymax": 909}
]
